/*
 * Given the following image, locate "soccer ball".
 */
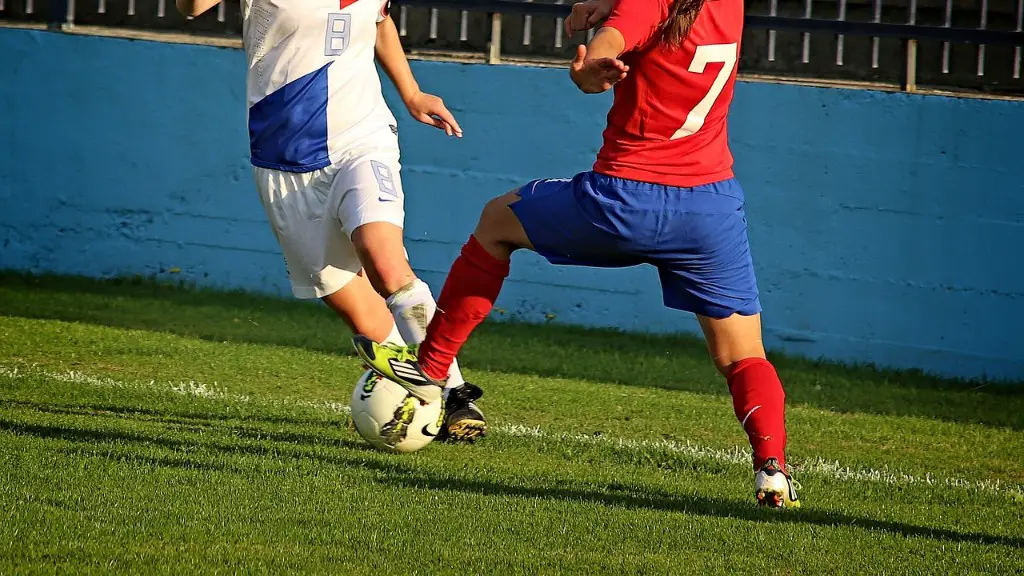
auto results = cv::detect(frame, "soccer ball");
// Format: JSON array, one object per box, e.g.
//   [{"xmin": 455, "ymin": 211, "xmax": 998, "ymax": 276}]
[{"xmin": 349, "ymin": 370, "xmax": 444, "ymax": 453}]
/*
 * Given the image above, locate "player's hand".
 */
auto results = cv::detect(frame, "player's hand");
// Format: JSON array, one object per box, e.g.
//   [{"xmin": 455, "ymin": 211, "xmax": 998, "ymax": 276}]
[
  {"xmin": 564, "ymin": 0, "xmax": 614, "ymax": 36},
  {"xmin": 404, "ymin": 90, "xmax": 463, "ymax": 138},
  {"xmin": 569, "ymin": 44, "xmax": 628, "ymax": 94}
]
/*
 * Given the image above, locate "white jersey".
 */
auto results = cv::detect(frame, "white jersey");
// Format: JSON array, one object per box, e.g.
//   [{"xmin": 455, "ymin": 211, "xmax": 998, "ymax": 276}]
[{"xmin": 242, "ymin": 0, "xmax": 397, "ymax": 172}]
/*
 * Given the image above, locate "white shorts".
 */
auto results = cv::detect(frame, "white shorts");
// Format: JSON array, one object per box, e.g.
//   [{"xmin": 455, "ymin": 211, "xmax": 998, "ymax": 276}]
[{"xmin": 255, "ymin": 145, "xmax": 405, "ymax": 299}]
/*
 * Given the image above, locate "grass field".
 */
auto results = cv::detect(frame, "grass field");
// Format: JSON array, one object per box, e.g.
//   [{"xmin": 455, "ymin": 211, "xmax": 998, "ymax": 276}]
[{"xmin": 1, "ymin": 272, "xmax": 1022, "ymax": 574}]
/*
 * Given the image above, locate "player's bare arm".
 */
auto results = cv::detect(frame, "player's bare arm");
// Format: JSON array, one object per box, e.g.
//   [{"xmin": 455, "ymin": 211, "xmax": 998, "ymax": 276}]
[
  {"xmin": 569, "ymin": 27, "xmax": 628, "ymax": 94},
  {"xmin": 174, "ymin": 0, "xmax": 219, "ymax": 17},
  {"xmin": 564, "ymin": 0, "xmax": 617, "ymax": 36},
  {"xmin": 375, "ymin": 16, "xmax": 463, "ymax": 137}
]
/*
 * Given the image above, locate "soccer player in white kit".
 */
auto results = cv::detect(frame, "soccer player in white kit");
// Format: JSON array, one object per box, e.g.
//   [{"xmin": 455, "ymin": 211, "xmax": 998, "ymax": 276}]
[{"xmin": 176, "ymin": 0, "xmax": 487, "ymax": 441}]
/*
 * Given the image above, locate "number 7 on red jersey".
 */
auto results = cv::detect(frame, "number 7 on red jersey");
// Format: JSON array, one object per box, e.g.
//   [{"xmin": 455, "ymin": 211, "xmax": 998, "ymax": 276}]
[{"xmin": 672, "ymin": 43, "xmax": 739, "ymax": 140}]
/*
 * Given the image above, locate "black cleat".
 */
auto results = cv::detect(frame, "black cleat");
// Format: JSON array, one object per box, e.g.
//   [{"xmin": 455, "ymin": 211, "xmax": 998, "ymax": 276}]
[{"xmin": 439, "ymin": 383, "xmax": 487, "ymax": 443}]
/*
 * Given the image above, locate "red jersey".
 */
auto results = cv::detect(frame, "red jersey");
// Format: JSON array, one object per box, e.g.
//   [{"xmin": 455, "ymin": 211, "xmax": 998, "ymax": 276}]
[{"xmin": 593, "ymin": 0, "xmax": 743, "ymax": 188}]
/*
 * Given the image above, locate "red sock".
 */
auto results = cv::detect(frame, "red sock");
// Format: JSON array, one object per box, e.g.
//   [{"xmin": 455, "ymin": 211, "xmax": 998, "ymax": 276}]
[
  {"xmin": 727, "ymin": 358, "xmax": 788, "ymax": 471},
  {"xmin": 418, "ymin": 236, "xmax": 510, "ymax": 381}
]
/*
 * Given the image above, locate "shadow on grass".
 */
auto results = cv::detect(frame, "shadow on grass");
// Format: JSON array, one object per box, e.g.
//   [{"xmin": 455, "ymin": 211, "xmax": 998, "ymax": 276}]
[
  {"xmin": 2, "ymin": 271, "xmax": 1023, "ymax": 431},
  {"xmin": 3, "ymin": 399, "xmax": 338, "ymax": 430},
  {"xmin": 372, "ymin": 467, "xmax": 1024, "ymax": 550},
  {"xmin": 0, "ymin": 416, "xmax": 368, "ymax": 465},
  {"xmin": 3, "ymin": 413, "xmax": 1021, "ymax": 551}
]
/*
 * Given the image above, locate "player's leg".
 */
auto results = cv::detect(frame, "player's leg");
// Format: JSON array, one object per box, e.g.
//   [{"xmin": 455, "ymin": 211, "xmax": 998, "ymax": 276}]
[
  {"xmin": 350, "ymin": 221, "xmax": 457, "ymax": 357},
  {"xmin": 407, "ymin": 189, "xmax": 531, "ymax": 382},
  {"xmin": 352, "ymin": 221, "xmax": 486, "ymax": 440},
  {"xmin": 253, "ymin": 166, "xmax": 403, "ymax": 344},
  {"xmin": 320, "ymin": 270, "xmax": 403, "ymax": 344},
  {"xmin": 698, "ymin": 312, "xmax": 797, "ymax": 508},
  {"xmin": 354, "ymin": 173, "xmax": 636, "ymax": 395},
  {"xmin": 655, "ymin": 178, "xmax": 798, "ymax": 508},
  {"xmin": 336, "ymin": 149, "xmax": 484, "ymax": 439},
  {"xmin": 351, "ymin": 191, "xmax": 524, "ymax": 402},
  {"xmin": 696, "ymin": 312, "xmax": 797, "ymax": 507},
  {"xmin": 350, "ymin": 221, "xmax": 416, "ymax": 295}
]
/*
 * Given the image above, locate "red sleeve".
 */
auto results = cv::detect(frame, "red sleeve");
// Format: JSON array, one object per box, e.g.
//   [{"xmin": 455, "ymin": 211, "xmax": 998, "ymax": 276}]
[{"xmin": 603, "ymin": 0, "xmax": 671, "ymax": 52}]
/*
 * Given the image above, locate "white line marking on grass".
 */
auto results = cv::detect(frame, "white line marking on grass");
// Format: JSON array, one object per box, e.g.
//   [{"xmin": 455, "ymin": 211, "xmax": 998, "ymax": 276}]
[
  {"xmin": 0, "ymin": 365, "xmax": 350, "ymax": 416},
  {"xmin": 495, "ymin": 424, "xmax": 1024, "ymax": 497},
  {"xmin": 2, "ymin": 365, "xmax": 1022, "ymax": 498},
  {"xmin": 0, "ymin": 364, "xmax": 250, "ymax": 401}
]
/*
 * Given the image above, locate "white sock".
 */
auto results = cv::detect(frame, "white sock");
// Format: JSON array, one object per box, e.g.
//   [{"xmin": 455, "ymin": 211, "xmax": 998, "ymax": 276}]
[
  {"xmin": 382, "ymin": 321, "xmax": 406, "ymax": 346},
  {"xmin": 386, "ymin": 278, "xmax": 466, "ymax": 389}
]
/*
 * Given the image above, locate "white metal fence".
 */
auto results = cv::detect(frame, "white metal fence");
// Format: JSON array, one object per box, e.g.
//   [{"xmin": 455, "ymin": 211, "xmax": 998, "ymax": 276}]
[{"xmin": 2, "ymin": 0, "xmax": 1022, "ymax": 94}]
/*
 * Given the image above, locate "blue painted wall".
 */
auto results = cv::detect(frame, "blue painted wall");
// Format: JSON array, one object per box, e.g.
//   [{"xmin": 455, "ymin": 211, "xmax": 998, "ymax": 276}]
[{"xmin": 1, "ymin": 28, "xmax": 1022, "ymax": 380}]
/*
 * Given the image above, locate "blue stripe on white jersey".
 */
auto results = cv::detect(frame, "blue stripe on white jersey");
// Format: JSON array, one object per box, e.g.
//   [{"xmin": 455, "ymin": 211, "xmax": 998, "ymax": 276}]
[
  {"xmin": 242, "ymin": 0, "xmax": 396, "ymax": 172},
  {"xmin": 248, "ymin": 63, "xmax": 332, "ymax": 172}
]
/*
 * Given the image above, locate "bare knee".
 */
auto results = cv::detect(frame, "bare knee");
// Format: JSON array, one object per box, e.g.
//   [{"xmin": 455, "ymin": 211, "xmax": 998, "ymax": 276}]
[{"xmin": 473, "ymin": 191, "xmax": 531, "ymax": 259}]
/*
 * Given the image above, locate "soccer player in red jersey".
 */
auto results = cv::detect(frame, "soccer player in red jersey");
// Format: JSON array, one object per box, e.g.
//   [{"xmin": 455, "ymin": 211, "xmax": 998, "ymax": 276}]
[{"xmin": 355, "ymin": 0, "xmax": 801, "ymax": 507}]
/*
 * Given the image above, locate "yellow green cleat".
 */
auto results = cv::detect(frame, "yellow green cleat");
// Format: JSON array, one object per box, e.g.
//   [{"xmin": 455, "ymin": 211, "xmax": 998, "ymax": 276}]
[{"xmin": 352, "ymin": 335, "xmax": 444, "ymax": 404}]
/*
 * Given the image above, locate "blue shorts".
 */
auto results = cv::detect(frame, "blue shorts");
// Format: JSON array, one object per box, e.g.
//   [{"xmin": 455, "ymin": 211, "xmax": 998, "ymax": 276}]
[{"xmin": 509, "ymin": 172, "xmax": 761, "ymax": 319}]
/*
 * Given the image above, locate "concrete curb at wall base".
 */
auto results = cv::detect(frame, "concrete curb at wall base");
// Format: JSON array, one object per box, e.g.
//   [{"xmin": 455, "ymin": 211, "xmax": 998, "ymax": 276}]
[{"xmin": 1, "ymin": 27, "xmax": 1022, "ymax": 381}]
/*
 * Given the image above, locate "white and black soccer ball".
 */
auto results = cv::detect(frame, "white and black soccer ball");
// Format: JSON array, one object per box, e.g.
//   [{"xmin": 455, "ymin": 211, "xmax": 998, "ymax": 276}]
[{"xmin": 349, "ymin": 370, "xmax": 444, "ymax": 453}]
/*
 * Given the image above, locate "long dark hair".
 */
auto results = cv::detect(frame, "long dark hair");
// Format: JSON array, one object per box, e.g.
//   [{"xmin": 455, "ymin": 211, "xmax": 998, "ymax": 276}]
[{"xmin": 662, "ymin": 0, "xmax": 708, "ymax": 47}]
